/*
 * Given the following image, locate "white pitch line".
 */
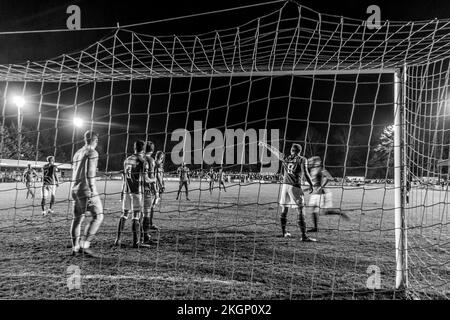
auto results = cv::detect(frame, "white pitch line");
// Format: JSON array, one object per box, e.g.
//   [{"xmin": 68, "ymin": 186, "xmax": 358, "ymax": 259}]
[{"xmin": 0, "ymin": 272, "xmax": 251, "ymax": 286}]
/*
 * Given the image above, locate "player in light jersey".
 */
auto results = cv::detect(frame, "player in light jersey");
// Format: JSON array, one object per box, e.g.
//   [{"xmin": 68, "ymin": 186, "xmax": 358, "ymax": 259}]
[
  {"xmin": 259, "ymin": 141, "xmax": 315, "ymax": 241},
  {"xmin": 141, "ymin": 141, "xmax": 159, "ymax": 244},
  {"xmin": 308, "ymin": 156, "xmax": 349, "ymax": 232},
  {"xmin": 154, "ymin": 151, "xmax": 165, "ymax": 206},
  {"xmin": 218, "ymin": 168, "xmax": 227, "ymax": 192},
  {"xmin": 114, "ymin": 140, "xmax": 150, "ymax": 248},
  {"xmin": 176, "ymin": 162, "xmax": 191, "ymax": 201},
  {"xmin": 23, "ymin": 164, "xmax": 37, "ymax": 199},
  {"xmin": 41, "ymin": 156, "xmax": 60, "ymax": 216},
  {"xmin": 70, "ymin": 131, "xmax": 104, "ymax": 257}
]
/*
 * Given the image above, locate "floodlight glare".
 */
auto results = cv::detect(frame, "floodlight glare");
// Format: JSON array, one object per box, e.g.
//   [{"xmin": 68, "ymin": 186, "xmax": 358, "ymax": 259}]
[
  {"xmin": 73, "ymin": 117, "xmax": 84, "ymax": 128},
  {"xmin": 12, "ymin": 96, "xmax": 26, "ymax": 108}
]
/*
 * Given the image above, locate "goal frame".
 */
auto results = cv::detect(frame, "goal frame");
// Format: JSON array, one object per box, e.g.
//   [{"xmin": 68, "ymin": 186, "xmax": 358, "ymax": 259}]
[
  {"xmin": 229, "ymin": 66, "xmax": 408, "ymax": 291},
  {"xmin": 194, "ymin": 66, "xmax": 408, "ymax": 291}
]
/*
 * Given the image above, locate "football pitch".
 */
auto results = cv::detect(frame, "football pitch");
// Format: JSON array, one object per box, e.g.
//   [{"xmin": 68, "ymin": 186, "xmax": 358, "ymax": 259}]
[{"xmin": 0, "ymin": 180, "xmax": 408, "ymax": 299}]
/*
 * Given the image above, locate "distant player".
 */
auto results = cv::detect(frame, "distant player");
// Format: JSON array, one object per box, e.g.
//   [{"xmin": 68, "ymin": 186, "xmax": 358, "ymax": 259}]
[
  {"xmin": 23, "ymin": 164, "xmax": 37, "ymax": 199},
  {"xmin": 206, "ymin": 168, "xmax": 216, "ymax": 194},
  {"xmin": 41, "ymin": 156, "xmax": 59, "ymax": 216},
  {"xmin": 176, "ymin": 162, "xmax": 191, "ymax": 201},
  {"xmin": 259, "ymin": 141, "xmax": 315, "ymax": 241},
  {"xmin": 141, "ymin": 141, "xmax": 159, "ymax": 245},
  {"xmin": 307, "ymin": 156, "xmax": 349, "ymax": 233},
  {"xmin": 114, "ymin": 140, "xmax": 150, "ymax": 248},
  {"xmin": 218, "ymin": 168, "xmax": 227, "ymax": 192},
  {"xmin": 70, "ymin": 131, "xmax": 104, "ymax": 257}
]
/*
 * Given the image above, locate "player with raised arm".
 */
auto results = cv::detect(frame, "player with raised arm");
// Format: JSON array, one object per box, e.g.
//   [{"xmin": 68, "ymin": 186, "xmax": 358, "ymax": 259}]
[
  {"xmin": 114, "ymin": 140, "xmax": 150, "ymax": 248},
  {"xmin": 307, "ymin": 156, "xmax": 349, "ymax": 233},
  {"xmin": 41, "ymin": 156, "xmax": 59, "ymax": 216},
  {"xmin": 176, "ymin": 162, "xmax": 191, "ymax": 201},
  {"xmin": 23, "ymin": 164, "xmax": 37, "ymax": 199},
  {"xmin": 259, "ymin": 141, "xmax": 315, "ymax": 241},
  {"xmin": 141, "ymin": 141, "xmax": 159, "ymax": 245},
  {"xmin": 70, "ymin": 131, "xmax": 104, "ymax": 257},
  {"xmin": 218, "ymin": 168, "xmax": 227, "ymax": 192}
]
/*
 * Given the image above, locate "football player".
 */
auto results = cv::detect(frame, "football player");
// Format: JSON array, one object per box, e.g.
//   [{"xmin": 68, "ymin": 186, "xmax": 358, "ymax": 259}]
[
  {"xmin": 70, "ymin": 131, "xmax": 104, "ymax": 257},
  {"xmin": 114, "ymin": 140, "xmax": 150, "ymax": 248},
  {"xmin": 23, "ymin": 164, "xmax": 37, "ymax": 199},
  {"xmin": 176, "ymin": 162, "xmax": 191, "ymax": 201},
  {"xmin": 154, "ymin": 151, "xmax": 165, "ymax": 206},
  {"xmin": 218, "ymin": 168, "xmax": 227, "ymax": 192},
  {"xmin": 141, "ymin": 141, "xmax": 159, "ymax": 245},
  {"xmin": 206, "ymin": 168, "xmax": 216, "ymax": 194},
  {"xmin": 41, "ymin": 156, "xmax": 59, "ymax": 216},
  {"xmin": 308, "ymin": 156, "xmax": 349, "ymax": 232},
  {"xmin": 259, "ymin": 141, "xmax": 315, "ymax": 241}
]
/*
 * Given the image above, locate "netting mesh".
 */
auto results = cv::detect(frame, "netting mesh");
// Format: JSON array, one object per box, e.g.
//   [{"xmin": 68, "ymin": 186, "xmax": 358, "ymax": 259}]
[
  {"xmin": 2, "ymin": 2, "xmax": 450, "ymax": 82},
  {"xmin": 404, "ymin": 60, "xmax": 450, "ymax": 299},
  {"xmin": 0, "ymin": 1, "xmax": 448, "ymax": 299}
]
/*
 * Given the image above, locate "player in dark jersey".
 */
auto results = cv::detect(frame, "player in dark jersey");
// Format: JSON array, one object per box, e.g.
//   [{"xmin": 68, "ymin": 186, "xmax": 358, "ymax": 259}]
[
  {"xmin": 307, "ymin": 156, "xmax": 349, "ymax": 232},
  {"xmin": 218, "ymin": 168, "xmax": 227, "ymax": 192},
  {"xmin": 23, "ymin": 164, "xmax": 37, "ymax": 199},
  {"xmin": 70, "ymin": 131, "xmax": 104, "ymax": 257},
  {"xmin": 259, "ymin": 141, "xmax": 315, "ymax": 241},
  {"xmin": 41, "ymin": 156, "xmax": 60, "ymax": 216},
  {"xmin": 176, "ymin": 162, "xmax": 191, "ymax": 201},
  {"xmin": 206, "ymin": 168, "xmax": 216, "ymax": 194},
  {"xmin": 114, "ymin": 140, "xmax": 150, "ymax": 248},
  {"xmin": 141, "ymin": 141, "xmax": 159, "ymax": 244}
]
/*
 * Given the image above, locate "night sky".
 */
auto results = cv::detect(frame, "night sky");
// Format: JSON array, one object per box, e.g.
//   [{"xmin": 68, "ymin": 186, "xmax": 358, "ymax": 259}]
[{"xmin": 0, "ymin": 0, "xmax": 448, "ymax": 175}]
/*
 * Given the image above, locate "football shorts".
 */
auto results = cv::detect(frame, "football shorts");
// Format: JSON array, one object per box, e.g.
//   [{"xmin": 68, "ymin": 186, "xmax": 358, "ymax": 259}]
[
  {"xmin": 279, "ymin": 184, "xmax": 304, "ymax": 209},
  {"xmin": 72, "ymin": 190, "xmax": 103, "ymax": 218}
]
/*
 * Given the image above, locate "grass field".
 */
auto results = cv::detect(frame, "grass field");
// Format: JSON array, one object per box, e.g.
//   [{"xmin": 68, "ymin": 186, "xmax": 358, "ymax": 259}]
[{"xmin": 0, "ymin": 179, "xmax": 445, "ymax": 299}]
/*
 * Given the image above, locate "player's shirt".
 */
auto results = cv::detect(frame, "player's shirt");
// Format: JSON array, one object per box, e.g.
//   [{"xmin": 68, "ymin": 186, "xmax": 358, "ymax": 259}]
[
  {"xmin": 23, "ymin": 169, "xmax": 37, "ymax": 182},
  {"xmin": 72, "ymin": 146, "xmax": 98, "ymax": 193},
  {"xmin": 144, "ymin": 155, "xmax": 156, "ymax": 186},
  {"xmin": 177, "ymin": 166, "xmax": 190, "ymax": 182},
  {"xmin": 123, "ymin": 153, "xmax": 148, "ymax": 194},
  {"xmin": 310, "ymin": 166, "xmax": 332, "ymax": 194},
  {"xmin": 42, "ymin": 163, "xmax": 59, "ymax": 186},
  {"xmin": 218, "ymin": 171, "xmax": 225, "ymax": 181},
  {"xmin": 282, "ymin": 154, "xmax": 308, "ymax": 188},
  {"xmin": 207, "ymin": 171, "xmax": 216, "ymax": 182}
]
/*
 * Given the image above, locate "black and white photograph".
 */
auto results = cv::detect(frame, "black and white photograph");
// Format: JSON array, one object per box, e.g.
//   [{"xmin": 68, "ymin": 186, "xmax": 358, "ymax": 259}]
[{"xmin": 0, "ymin": 0, "xmax": 449, "ymax": 307}]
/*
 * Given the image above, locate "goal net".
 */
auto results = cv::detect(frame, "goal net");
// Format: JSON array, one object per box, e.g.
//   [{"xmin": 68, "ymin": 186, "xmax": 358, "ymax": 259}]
[
  {"xmin": 404, "ymin": 61, "xmax": 450, "ymax": 299},
  {"xmin": 0, "ymin": 1, "xmax": 448, "ymax": 299}
]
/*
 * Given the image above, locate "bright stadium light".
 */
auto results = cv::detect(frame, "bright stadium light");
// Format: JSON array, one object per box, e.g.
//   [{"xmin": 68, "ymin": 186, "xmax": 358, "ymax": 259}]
[
  {"xmin": 73, "ymin": 117, "xmax": 84, "ymax": 128},
  {"xmin": 12, "ymin": 96, "xmax": 26, "ymax": 108}
]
